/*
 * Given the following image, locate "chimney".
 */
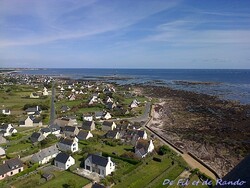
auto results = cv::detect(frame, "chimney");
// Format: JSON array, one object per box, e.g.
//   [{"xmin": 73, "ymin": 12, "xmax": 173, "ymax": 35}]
[
  {"xmin": 108, "ymin": 157, "xmax": 111, "ymax": 162},
  {"xmin": 36, "ymin": 106, "xmax": 39, "ymax": 111}
]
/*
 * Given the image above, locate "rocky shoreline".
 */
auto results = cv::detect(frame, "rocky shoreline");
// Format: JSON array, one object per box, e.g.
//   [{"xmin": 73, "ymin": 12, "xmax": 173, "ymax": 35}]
[{"xmin": 137, "ymin": 85, "xmax": 250, "ymax": 177}]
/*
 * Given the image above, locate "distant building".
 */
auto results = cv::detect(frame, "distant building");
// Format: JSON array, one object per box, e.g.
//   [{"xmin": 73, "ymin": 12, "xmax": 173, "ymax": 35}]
[
  {"xmin": 82, "ymin": 121, "xmax": 95, "ymax": 131},
  {"xmin": 102, "ymin": 121, "xmax": 116, "ymax": 131},
  {"xmin": 1, "ymin": 109, "xmax": 11, "ymax": 115},
  {"xmin": 77, "ymin": 131, "xmax": 93, "ymax": 140},
  {"xmin": 0, "ymin": 123, "xmax": 17, "ymax": 137},
  {"xmin": 63, "ymin": 126, "xmax": 79, "ymax": 137}
]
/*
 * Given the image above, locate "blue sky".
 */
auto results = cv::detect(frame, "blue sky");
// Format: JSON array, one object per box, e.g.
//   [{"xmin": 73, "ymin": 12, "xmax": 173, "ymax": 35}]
[{"xmin": 0, "ymin": 0, "xmax": 250, "ymax": 68}]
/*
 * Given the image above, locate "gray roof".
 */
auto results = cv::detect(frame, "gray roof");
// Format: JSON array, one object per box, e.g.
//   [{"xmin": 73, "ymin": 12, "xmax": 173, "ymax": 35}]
[
  {"xmin": 86, "ymin": 154, "xmax": 109, "ymax": 167},
  {"xmin": 33, "ymin": 118, "xmax": 42, "ymax": 123},
  {"xmin": 92, "ymin": 183, "xmax": 106, "ymax": 188},
  {"xmin": 106, "ymin": 130, "xmax": 119, "ymax": 139},
  {"xmin": 64, "ymin": 126, "xmax": 77, "ymax": 132},
  {"xmin": 31, "ymin": 145, "xmax": 59, "ymax": 163},
  {"xmin": 0, "ymin": 158, "xmax": 23, "ymax": 175},
  {"xmin": 25, "ymin": 106, "xmax": 41, "ymax": 112},
  {"xmin": 59, "ymin": 138, "xmax": 74, "ymax": 146},
  {"xmin": 41, "ymin": 128, "xmax": 50, "ymax": 133},
  {"xmin": 55, "ymin": 152, "xmax": 70, "ymax": 164},
  {"xmin": 49, "ymin": 124, "xmax": 60, "ymax": 132},
  {"xmin": 30, "ymin": 132, "xmax": 44, "ymax": 143},
  {"xmin": 82, "ymin": 121, "xmax": 94, "ymax": 130},
  {"xmin": 77, "ymin": 131, "xmax": 89, "ymax": 140},
  {"xmin": 102, "ymin": 121, "xmax": 113, "ymax": 127},
  {"xmin": 0, "ymin": 124, "xmax": 10, "ymax": 130},
  {"xmin": 95, "ymin": 111, "xmax": 103, "ymax": 117}
]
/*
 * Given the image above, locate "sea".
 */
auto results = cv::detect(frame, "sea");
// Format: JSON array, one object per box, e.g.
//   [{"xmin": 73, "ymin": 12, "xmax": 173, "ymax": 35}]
[{"xmin": 19, "ymin": 69, "xmax": 250, "ymax": 104}]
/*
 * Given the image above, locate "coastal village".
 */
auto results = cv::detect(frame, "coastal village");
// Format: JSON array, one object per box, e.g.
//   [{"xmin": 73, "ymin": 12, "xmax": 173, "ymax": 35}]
[{"xmin": 0, "ymin": 72, "xmax": 218, "ymax": 188}]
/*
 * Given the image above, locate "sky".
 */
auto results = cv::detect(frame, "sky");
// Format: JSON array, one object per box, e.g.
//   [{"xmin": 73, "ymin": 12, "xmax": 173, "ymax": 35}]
[{"xmin": 0, "ymin": 0, "xmax": 250, "ymax": 69}]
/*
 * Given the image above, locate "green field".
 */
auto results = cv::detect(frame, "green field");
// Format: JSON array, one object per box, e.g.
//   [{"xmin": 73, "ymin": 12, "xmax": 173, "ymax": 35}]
[
  {"xmin": 39, "ymin": 171, "xmax": 90, "ymax": 188},
  {"xmin": 11, "ymin": 171, "xmax": 90, "ymax": 188},
  {"xmin": 113, "ymin": 155, "xmax": 185, "ymax": 188}
]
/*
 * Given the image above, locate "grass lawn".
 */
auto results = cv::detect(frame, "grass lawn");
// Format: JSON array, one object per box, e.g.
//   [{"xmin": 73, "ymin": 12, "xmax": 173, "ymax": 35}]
[
  {"xmin": 0, "ymin": 90, "xmax": 49, "ymax": 110},
  {"xmin": 113, "ymin": 155, "xmax": 174, "ymax": 188},
  {"xmin": 6, "ymin": 142, "xmax": 32, "ymax": 154},
  {"xmin": 78, "ymin": 140, "xmax": 133, "ymax": 156},
  {"xmin": 11, "ymin": 171, "xmax": 90, "ymax": 188},
  {"xmin": 152, "ymin": 165, "xmax": 185, "ymax": 188},
  {"xmin": 39, "ymin": 171, "xmax": 90, "ymax": 188}
]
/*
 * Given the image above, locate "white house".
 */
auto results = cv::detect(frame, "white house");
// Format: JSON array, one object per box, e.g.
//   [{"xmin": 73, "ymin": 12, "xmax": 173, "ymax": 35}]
[
  {"xmin": 19, "ymin": 116, "xmax": 42, "ymax": 127},
  {"xmin": 49, "ymin": 124, "xmax": 61, "ymax": 136},
  {"xmin": 68, "ymin": 93, "xmax": 76, "ymax": 101},
  {"xmin": 25, "ymin": 106, "xmax": 42, "ymax": 115},
  {"xmin": 2, "ymin": 109, "xmax": 11, "ymax": 115},
  {"xmin": 103, "ymin": 112, "xmax": 112, "ymax": 120},
  {"xmin": 60, "ymin": 87, "xmax": 65, "ymax": 92},
  {"xmin": 106, "ymin": 130, "xmax": 120, "ymax": 140},
  {"xmin": 102, "ymin": 121, "xmax": 116, "ymax": 131},
  {"xmin": 129, "ymin": 99, "xmax": 140, "ymax": 108},
  {"xmin": 40, "ymin": 128, "xmax": 51, "ymax": 138},
  {"xmin": 135, "ymin": 139, "xmax": 154, "ymax": 158},
  {"xmin": 0, "ymin": 158, "xmax": 23, "ymax": 180},
  {"xmin": 63, "ymin": 126, "xmax": 79, "ymax": 137},
  {"xmin": 54, "ymin": 152, "xmax": 75, "ymax": 170},
  {"xmin": 85, "ymin": 154, "xmax": 115, "ymax": 177},
  {"xmin": 31, "ymin": 145, "xmax": 60, "ymax": 165},
  {"xmin": 43, "ymin": 87, "xmax": 49, "ymax": 96},
  {"xmin": 77, "ymin": 131, "xmax": 93, "ymax": 140},
  {"xmin": 0, "ymin": 124, "xmax": 17, "ymax": 137},
  {"xmin": 57, "ymin": 137, "xmax": 78, "ymax": 153},
  {"xmin": 82, "ymin": 114, "xmax": 93, "ymax": 122},
  {"xmin": 82, "ymin": 121, "xmax": 95, "ymax": 131}
]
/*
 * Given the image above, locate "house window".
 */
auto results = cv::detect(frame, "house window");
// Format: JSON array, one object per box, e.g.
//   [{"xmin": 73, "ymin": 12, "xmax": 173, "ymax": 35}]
[
  {"xmin": 2, "ymin": 175, "xmax": 4, "ymax": 177},
  {"xmin": 86, "ymin": 165, "xmax": 90, "ymax": 170},
  {"xmin": 19, "ymin": 169, "xmax": 21, "ymax": 172},
  {"xmin": 11, "ymin": 172, "xmax": 13, "ymax": 175}
]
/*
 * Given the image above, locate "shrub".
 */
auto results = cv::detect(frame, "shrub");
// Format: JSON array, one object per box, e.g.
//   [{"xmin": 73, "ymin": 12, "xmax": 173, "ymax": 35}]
[
  {"xmin": 158, "ymin": 145, "xmax": 171, "ymax": 155},
  {"xmin": 153, "ymin": 157, "xmax": 162, "ymax": 162}
]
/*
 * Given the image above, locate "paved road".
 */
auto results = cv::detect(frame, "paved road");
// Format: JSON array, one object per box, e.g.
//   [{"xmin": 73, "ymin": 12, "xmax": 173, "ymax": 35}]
[
  {"xmin": 49, "ymin": 81, "xmax": 56, "ymax": 124},
  {"xmin": 127, "ymin": 102, "xmax": 151, "ymax": 123}
]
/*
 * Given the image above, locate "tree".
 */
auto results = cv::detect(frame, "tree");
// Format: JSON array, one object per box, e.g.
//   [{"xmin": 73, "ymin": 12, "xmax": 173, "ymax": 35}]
[{"xmin": 158, "ymin": 145, "xmax": 170, "ymax": 155}]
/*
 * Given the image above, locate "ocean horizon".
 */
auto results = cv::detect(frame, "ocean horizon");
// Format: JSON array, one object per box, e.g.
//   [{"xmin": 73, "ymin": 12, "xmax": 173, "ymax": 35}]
[{"xmin": 18, "ymin": 68, "xmax": 250, "ymax": 104}]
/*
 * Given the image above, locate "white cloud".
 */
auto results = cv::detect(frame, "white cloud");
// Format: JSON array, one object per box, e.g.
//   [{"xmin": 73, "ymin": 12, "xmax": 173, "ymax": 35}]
[{"xmin": 0, "ymin": 0, "xmax": 178, "ymax": 47}]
